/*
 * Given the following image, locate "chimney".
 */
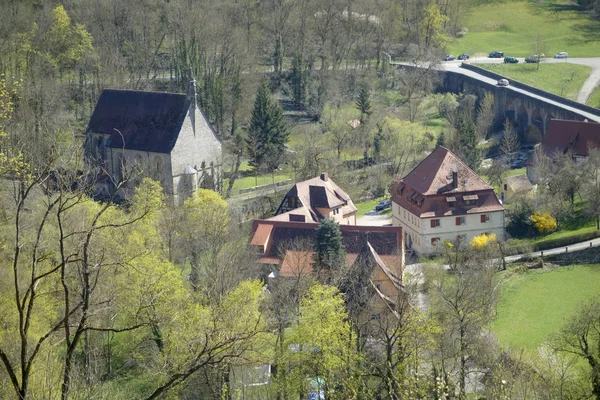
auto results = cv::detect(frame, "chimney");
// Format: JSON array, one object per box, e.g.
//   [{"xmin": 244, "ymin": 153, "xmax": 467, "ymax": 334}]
[
  {"xmin": 320, "ymin": 172, "xmax": 329, "ymax": 181},
  {"xmin": 451, "ymin": 164, "xmax": 458, "ymax": 189}
]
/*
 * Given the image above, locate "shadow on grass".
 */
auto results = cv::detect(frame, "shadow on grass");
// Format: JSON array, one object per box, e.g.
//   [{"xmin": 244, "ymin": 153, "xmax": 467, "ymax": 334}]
[{"xmin": 571, "ymin": 19, "xmax": 600, "ymax": 43}]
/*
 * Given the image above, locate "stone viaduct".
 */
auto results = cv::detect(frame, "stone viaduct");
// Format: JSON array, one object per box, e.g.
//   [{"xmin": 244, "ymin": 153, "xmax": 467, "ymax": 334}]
[{"xmin": 440, "ymin": 63, "xmax": 600, "ymax": 142}]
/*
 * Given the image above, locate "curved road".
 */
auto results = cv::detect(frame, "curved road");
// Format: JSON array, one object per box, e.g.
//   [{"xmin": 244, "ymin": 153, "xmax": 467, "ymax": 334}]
[
  {"xmin": 434, "ymin": 58, "xmax": 600, "ymax": 123},
  {"xmin": 443, "ymin": 56, "xmax": 600, "ymax": 105}
]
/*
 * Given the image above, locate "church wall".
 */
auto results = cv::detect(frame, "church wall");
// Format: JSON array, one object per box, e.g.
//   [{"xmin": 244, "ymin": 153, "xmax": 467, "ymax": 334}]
[{"xmin": 170, "ymin": 106, "xmax": 222, "ymax": 191}]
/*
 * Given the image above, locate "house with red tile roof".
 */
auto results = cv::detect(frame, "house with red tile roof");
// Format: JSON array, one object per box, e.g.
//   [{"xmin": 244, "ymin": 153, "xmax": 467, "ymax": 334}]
[
  {"xmin": 271, "ymin": 173, "xmax": 357, "ymax": 224},
  {"xmin": 391, "ymin": 146, "xmax": 505, "ymax": 255},
  {"xmin": 249, "ymin": 220, "xmax": 405, "ymax": 309},
  {"xmin": 526, "ymin": 119, "xmax": 600, "ymax": 183}
]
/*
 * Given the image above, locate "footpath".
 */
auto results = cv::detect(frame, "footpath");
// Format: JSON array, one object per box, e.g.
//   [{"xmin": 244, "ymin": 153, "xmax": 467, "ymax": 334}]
[{"xmin": 505, "ymin": 236, "xmax": 600, "ymax": 262}]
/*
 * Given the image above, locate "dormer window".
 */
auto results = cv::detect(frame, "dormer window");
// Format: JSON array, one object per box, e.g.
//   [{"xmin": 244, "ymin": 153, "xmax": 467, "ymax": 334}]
[{"xmin": 463, "ymin": 194, "xmax": 478, "ymax": 207}]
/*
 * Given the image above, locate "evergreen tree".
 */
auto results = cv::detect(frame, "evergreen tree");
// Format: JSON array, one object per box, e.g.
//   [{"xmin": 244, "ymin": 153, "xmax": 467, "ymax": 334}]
[
  {"xmin": 290, "ymin": 53, "xmax": 307, "ymax": 107},
  {"xmin": 313, "ymin": 219, "xmax": 346, "ymax": 282},
  {"xmin": 246, "ymin": 81, "xmax": 289, "ymax": 172},
  {"xmin": 437, "ymin": 131, "xmax": 445, "ymax": 147},
  {"xmin": 355, "ymin": 85, "xmax": 372, "ymax": 123}
]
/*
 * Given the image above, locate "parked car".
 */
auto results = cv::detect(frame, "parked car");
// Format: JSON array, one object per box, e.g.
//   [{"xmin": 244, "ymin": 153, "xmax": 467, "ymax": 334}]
[
  {"xmin": 504, "ymin": 56, "xmax": 519, "ymax": 63},
  {"xmin": 497, "ymin": 78, "xmax": 509, "ymax": 86},
  {"xmin": 525, "ymin": 56, "xmax": 540, "ymax": 63},
  {"xmin": 375, "ymin": 200, "xmax": 392, "ymax": 211},
  {"xmin": 444, "ymin": 55, "xmax": 456, "ymax": 61},
  {"xmin": 555, "ymin": 52, "xmax": 568, "ymax": 59},
  {"xmin": 489, "ymin": 51, "xmax": 504, "ymax": 58},
  {"xmin": 458, "ymin": 53, "xmax": 470, "ymax": 60}
]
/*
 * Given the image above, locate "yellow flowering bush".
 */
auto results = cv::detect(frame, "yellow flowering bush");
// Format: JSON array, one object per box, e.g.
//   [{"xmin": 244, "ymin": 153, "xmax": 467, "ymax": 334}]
[
  {"xmin": 471, "ymin": 233, "xmax": 497, "ymax": 250},
  {"xmin": 531, "ymin": 212, "xmax": 558, "ymax": 234}
]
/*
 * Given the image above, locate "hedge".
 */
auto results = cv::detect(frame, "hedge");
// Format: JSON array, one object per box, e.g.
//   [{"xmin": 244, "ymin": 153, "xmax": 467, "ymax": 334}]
[{"xmin": 532, "ymin": 230, "xmax": 600, "ymax": 251}]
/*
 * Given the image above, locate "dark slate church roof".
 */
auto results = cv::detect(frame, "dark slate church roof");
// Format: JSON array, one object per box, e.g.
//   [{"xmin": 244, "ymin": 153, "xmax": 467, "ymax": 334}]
[{"xmin": 86, "ymin": 89, "xmax": 191, "ymax": 153}]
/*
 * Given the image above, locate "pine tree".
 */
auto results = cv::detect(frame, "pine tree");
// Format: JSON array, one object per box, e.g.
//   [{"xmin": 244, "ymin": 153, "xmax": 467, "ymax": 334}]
[
  {"xmin": 291, "ymin": 53, "xmax": 307, "ymax": 107},
  {"xmin": 355, "ymin": 85, "xmax": 372, "ymax": 123},
  {"xmin": 246, "ymin": 81, "xmax": 289, "ymax": 172},
  {"xmin": 313, "ymin": 219, "xmax": 346, "ymax": 282}
]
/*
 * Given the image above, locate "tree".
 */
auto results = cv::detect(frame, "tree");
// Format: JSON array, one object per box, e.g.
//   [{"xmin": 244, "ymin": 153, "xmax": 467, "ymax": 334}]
[
  {"xmin": 355, "ymin": 84, "xmax": 372, "ymax": 123},
  {"xmin": 397, "ymin": 44, "xmax": 441, "ymax": 123},
  {"xmin": 284, "ymin": 283, "xmax": 359, "ymax": 398},
  {"xmin": 554, "ymin": 295, "xmax": 600, "ymax": 400},
  {"xmin": 43, "ymin": 6, "xmax": 94, "ymax": 76},
  {"xmin": 290, "ymin": 53, "xmax": 308, "ymax": 107},
  {"xmin": 451, "ymin": 95, "xmax": 481, "ymax": 171},
  {"xmin": 583, "ymin": 148, "xmax": 600, "ymax": 230},
  {"xmin": 246, "ymin": 81, "xmax": 289, "ymax": 173},
  {"xmin": 378, "ymin": 117, "xmax": 431, "ymax": 176},
  {"xmin": 418, "ymin": 4, "xmax": 449, "ymax": 49},
  {"xmin": 501, "ymin": 119, "xmax": 520, "ymax": 165},
  {"xmin": 144, "ymin": 280, "xmax": 269, "ymax": 400},
  {"xmin": 531, "ymin": 212, "xmax": 558, "ymax": 234},
  {"xmin": 313, "ymin": 219, "xmax": 346, "ymax": 282},
  {"xmin": 430, "ymin": 243, "xmax": 498, "ymax": 399},
  {"xmin": 530, "ymin": 33, "xmax": 549, "ymax": 70},
  {"xmin": 476, "ymin": 92, "xmax": 495, "ymax": 140}
]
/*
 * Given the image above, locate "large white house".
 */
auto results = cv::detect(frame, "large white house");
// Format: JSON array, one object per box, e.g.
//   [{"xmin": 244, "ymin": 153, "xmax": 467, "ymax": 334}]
[{"xmin": 391, "ymin": 146, "xmax": 505, "ymax": 255}]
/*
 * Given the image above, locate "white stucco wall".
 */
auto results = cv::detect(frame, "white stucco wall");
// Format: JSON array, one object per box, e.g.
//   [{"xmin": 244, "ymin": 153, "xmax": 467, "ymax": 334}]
[{"xmin": 392, "ymin": 202, "xmax": 505, "ymax": 255}]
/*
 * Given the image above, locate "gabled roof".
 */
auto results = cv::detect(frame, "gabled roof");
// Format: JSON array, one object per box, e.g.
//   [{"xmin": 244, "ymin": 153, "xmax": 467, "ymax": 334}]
[
  {"xmin": 537, "ymin": 119, "xmax": 600, "ymax": 158},
  {"xmin": 401, "ymin": 146, "xmax": 492, "ymax": 195},
  {"xmin": 504, "ymin": 175, "xmax": 533, "ymax": 193},
  {"xmin": 392, "ymin": 147, "xmax": 504, "ymax": 218},
  {"xmin": 250, "ymin": 220, "xmax": 403, "ymax": 260},
  {"xmin": 87, "ymin": 89, "xmax": 191, "ymax": 153},
  {"xmin": 274, "ymin": 173, "xmax": 357, "ymax": 222}
]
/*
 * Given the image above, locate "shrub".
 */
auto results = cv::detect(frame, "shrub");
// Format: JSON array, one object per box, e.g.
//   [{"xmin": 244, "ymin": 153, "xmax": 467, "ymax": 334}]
[
  {"xmin": 534, "ymin": 230, "xmax": 600, "ymax": 251},
  {"xmin": 471, "ymin": 233, "xmax": 497, "ymax": 250},
  {"xmin": 531, "ymin": 212, "xmax": 558, "ymax": 234}
]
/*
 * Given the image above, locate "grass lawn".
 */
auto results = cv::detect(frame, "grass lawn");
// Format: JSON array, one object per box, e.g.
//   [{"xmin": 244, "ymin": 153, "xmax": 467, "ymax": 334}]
[
  {"xmin": 493, "ymin": 264, "xmax": 600, "ymax": 350},
  {"xmin": 448, "ymin": 1, "xmax": 600, "ymax": 58},
  {"xmin": 224, "ymin": 167, "xmax": 295, "ymax": 192},
  {"xmin": 355, "ymin": 197, "xmax": 386, "ymax": 216},
  {"xmin": 588, "ymin": 85, "xmax": 600, "ymax": 109},
  {"xmin": 474, "ymin": 63, "xmax": 591, "ymax": 100}
]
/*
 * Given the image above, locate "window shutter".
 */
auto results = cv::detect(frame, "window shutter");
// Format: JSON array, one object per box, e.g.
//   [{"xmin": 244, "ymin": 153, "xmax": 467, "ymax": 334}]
[
  {"xmin": 456, "ymin": 217, "xmax": 461, "ymax": 225},
  {"xmin": 481, "ymin": 214, "xmax": 486, "ymax": 223},
  {"xmin": 430, "ymin": 219, "xmax": 435, "ymax": 228}
]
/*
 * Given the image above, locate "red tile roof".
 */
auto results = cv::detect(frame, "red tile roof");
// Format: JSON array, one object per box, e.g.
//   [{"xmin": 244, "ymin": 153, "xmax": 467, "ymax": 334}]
[
  {"xmin": 392, "ymin": 146, "xmax": 503, "ymax": 217},
  {"xmin": 250, "ymin": 220, "xmax": 403, "ymax": 266},
  {"xmin": 401, "ymin": 146, "xmax": 492, "ymax": 195},
  {"xmin": 536, "ymin": 119, "xmax": 600, "ymax": 158},
  {"xmin": 249, "ymin": 223, "xmax": 274, "ymax": 246}
]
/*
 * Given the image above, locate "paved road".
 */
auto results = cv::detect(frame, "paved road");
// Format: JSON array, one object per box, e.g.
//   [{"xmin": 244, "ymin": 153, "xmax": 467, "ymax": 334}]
[
  {"xmin": 356, "ymin": 210, "xmax": 392, "ymax": 226},
  {"xmin": 505, "ymin": 236, "xmax": 600, "ymax": 262},
  {"xmin": 434, "ymin": 59, "xmax": 600, "ymax": 123},
  {"xmin": 441, "ymin": 56, "xmax": 600, "ymax": 105}
]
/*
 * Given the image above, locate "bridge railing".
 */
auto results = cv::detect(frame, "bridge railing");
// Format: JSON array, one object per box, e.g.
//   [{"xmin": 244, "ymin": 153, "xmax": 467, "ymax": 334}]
[{"xmin": 460, "ymin": 63, "xmax": 600, "ymax": 118}]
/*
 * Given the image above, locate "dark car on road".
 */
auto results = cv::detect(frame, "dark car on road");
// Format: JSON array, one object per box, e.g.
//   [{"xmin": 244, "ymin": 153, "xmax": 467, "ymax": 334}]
[
  {"xmin": 504, "ymin": 56, "xmax": 518, "ymax": 63},
  {"xmin": 375, "ymin": 200, "xmax": 392, "ymax": 211},
  {"xmin": 458, "ymin": 54, "xmax": 470, "ymax": 60},
  {"xmin": 443, "ymin": 55, "xmax": 456, "ymax": 61},
  {"xmin": 525, "ymin": 56, "xmax": 539, "ymax": 63},
  {"xmin": 489, "ymin": 51, "xmax": 504, "ymax": 58}
]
